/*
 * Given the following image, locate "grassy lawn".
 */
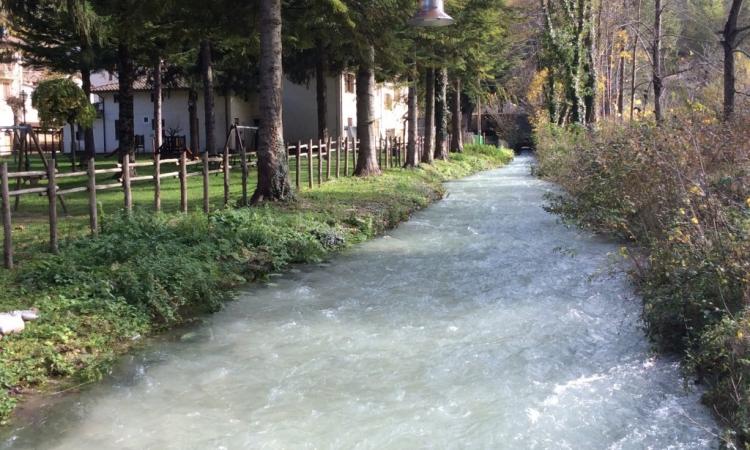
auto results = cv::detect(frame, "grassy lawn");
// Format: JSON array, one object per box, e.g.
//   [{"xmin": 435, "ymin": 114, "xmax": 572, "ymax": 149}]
[
  {"xmin": 5, "ymin": 150, "xmax": 364, "ymax": 260},
  {"xmin": 0, "ymin": 145, "xmax": 514, "ymax": 425}
]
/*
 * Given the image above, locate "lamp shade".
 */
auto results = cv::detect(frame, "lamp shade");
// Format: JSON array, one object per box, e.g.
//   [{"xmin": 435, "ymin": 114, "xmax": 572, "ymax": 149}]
[{"xmin": 409, "ymin": 0, "xmax": 454, "ymax": 27}]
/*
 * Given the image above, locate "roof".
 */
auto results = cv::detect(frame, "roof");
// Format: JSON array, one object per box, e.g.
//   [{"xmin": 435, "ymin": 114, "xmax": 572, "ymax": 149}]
[{"xmin": 92, "ymin": 77, "xmax": 190, "ymax": 93}]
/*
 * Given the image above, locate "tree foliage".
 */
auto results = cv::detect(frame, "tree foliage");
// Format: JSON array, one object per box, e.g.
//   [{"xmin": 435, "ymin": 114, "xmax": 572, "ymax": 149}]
[{"xmin": 32, "ymin": 78, "xmax": 96, "ymax": 128}]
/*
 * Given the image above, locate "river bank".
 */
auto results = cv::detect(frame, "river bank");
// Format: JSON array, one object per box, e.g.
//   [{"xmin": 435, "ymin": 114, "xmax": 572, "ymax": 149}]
[
  {"xmin": 2, "ymin": 153, "xmax": 716, "ymax": 449},
  {"xmin": 534, "ymin": 118, "xmax": 749, "ymax": 446},
  {"xmin": 0, "ymin": 144, "xmax": 514, "ymax": 425}
]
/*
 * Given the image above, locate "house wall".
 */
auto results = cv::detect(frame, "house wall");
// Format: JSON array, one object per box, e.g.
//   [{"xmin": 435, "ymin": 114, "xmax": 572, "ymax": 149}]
[
  {"xmin": 282, "ymin": 75, "xmax": 344, "ymax": 144},
  {"xmin": 68, "ymin": 90, "xmax": 260, "ymax": 154},
  {"xmin": 0, "ymin": 47, "xmax": 41, "ymax": 155},
  {"xmin": 64, "ymin": 71, "xmax": 408, "ymax": 154}
]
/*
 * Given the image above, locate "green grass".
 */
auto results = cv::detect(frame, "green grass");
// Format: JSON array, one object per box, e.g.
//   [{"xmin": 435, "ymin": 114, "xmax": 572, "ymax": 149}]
[
  {"xmin": 5, "ymin": 150, "xmax": 365, "ymax": 258},
  {"xmin": 0, "ymin": 144, "xmax": 513, "ymax": 425}
]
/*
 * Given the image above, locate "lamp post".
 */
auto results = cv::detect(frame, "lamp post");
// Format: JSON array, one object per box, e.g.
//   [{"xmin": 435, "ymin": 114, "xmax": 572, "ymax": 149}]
[
  {"xmin": 407, "ymin": 0, "xmax": 454, "ymax": 164},
  {"xmin": 19, "ymin": 90, "xmax": 27, "ymax": 125}
]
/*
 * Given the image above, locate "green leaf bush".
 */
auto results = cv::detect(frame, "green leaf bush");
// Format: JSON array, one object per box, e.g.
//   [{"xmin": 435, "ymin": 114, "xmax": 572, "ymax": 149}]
[{"xmin": 535, "ymin": 115, "xmax": 750, "ymax": 445}]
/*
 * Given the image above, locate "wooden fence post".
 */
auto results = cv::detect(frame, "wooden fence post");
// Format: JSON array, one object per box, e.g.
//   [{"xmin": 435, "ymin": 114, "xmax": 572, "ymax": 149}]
[
  {"xmin": 353, "ymin": 139, "xmax": 358, "ymax": 168},
  {"xmin": 223, "ymin": 143, "xmax": 230, "ymax": 207},
  {"xmin": 88, "ymin": 157, "xmax": 98, "ymax": 234},
  {"xmin": 335, "ymin": 139, "xmax": 340, "ymax": 178},
  {"xmin": 180, "ymin": 149, "xmax": 188, "ymax": 212},
  {"xmin": 240, "ymin": 130, "xmax": 248, "ymax": 207},
  {"xmin": 154, "ymin": 151, "xmax": 161, "ymax": 212},
  {"xmin": 326, "ymin": 137, "xmax": 332, "ymax": 181},
  {"xmin": 2, "ymin": 163, "xmax": 12, "ymax": 269},
  {"xmin": 377, "ymin": 138, "xmax": 382, "ymax": 168},
  {"xmin": 344, "ymin": 138, "xmax": 349, "ymax": 176},
  {"xmin": 47, "ymin": 162, "xmax": 58, "ymax": 254},
  {"xmin": 202, "ymin": 150, "xmax": 209, "ymax": 213},
  {"xmin": 295, "ymin": 141, "xmax": 301, "ymax": 189},
  {"xmin": 307, "ymin": 139, "xmax": 313, "ymax": 189},
  {"xmin": 122, "ymin": 153, "xmax": 132, "ymax": 213},
  {"xmin": 317, "ymin": 139, "xmax": 323, "ymax": 186}
]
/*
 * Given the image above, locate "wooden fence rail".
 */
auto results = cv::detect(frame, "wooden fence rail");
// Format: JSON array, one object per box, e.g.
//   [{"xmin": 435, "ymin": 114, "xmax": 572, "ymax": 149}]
[{"xmin": 1, "ymin": 134, "xmax": 407, "ymax": 269}]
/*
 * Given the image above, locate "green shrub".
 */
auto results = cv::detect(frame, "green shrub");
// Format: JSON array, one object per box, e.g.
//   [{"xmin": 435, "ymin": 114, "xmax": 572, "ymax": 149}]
[{"xmin": 534, "ymin": 114, "xmax": 750, "ymax": 446}]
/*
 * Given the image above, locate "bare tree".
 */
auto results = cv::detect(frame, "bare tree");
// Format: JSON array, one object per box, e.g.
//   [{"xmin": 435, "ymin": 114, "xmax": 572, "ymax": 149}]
[
  {"xmin": 652, "ymin": 0, "xmax": 663, "ymax": 122},
  {"xmin": 722, "ymin": 0, "xmax": 748, "ymax": 121}
]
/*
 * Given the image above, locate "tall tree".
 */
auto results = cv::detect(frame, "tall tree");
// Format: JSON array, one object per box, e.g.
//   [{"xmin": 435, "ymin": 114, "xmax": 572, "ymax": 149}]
[
  {"xmin": 652, "ymin": 0, "xmax": 663, "ymax": 122},
  {"xmin": 355, "ymin": 45, "xmax": 381, "ymax": 175},
  {"xmin": 341, "ymin": 0, "xmax": 413, "ymax": 176},
  {"xmin": 434, "ymin": 67, "xmax": 449, "ymax": 159},
  {"xmin": 722, "ymin": 0, "xmax": 748, "ymax": 121},
  {"xmin": 405, "ymin": 77, "xmax": 419, "ymax": 167},
  {"xmin": 200, "ymin": 39, "xmax": 216, "ymax": 155},
  {"xmin": 539, "ymin": 0, "xmax": 597, "ymax": 124},
  {"xmin": 252, "ymin": 0, "xmax": 292, "ymax": 202},
  {"xmin": 450, "ymin": 77, "xmax": 463, "ymax": 152},
  {"xmin": 422, "ymin": 67, "xmax": 435, "ymax": 164}
]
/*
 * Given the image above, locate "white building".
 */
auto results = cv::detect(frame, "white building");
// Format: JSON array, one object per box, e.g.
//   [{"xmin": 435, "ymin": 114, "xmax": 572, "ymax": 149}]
[
  {"xmin": 68, "ymin": 71, "xmax": 408, "ymax": 154},
  {"xmin": 0, "ymin": 32, "xmax": 43, "ymax": 154}
]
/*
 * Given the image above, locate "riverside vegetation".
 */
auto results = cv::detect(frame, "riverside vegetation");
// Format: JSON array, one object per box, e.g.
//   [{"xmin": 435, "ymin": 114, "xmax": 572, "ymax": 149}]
[
  {"xmin": 534, "ymin": 116, "xmax": 750, "ymax": 446},
  {"xmin": 0, "ymin": 144, "xmax": 513, "ymax": 425}
]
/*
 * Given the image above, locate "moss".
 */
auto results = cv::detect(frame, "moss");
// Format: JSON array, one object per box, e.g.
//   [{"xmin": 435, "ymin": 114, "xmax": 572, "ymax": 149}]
[{"xmin": 0, "ymin": 145, "xmax": 513, "ymax": 425}]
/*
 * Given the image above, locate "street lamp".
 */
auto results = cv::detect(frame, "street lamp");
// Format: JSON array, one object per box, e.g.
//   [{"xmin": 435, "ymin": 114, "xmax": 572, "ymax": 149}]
[
  {"xmin": 409, "ymin": 0, "xmax": 454, "ymax": 27},
  {"xmin": 19, "ymin": 90, "xmax": 27, "ymax": 124}
]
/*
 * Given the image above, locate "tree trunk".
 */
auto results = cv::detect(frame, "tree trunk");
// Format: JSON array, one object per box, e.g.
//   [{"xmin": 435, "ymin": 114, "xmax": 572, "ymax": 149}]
[
  {"xmin": 354, "ymin": 45, "xmax": 380, "ymax": 176},
  {"xmin": 201, "ymin": 40, "xmax": 215, "ymax": 155},
  {"xmin": 583, "ymin": 0, "xmax": 597, "ymax": 124},
  {"xmin": 450, "ymin": 77, "xmax": 463, "ymax": 153},
  {"xmin": 188, "ymin": 89, "xmax": 199, "ymax": 154},
  {"xmin": 81, "ymin": 70, "xmax": 95, "ymax": 161},
  {"xmin": 617, "ymin": 52, "xmax": 625, "ymax": 117},
  {"xmin": 252, "ymin": 0, "xmax": 292, "ymax": 203},
  {"xmin": 630, "ymin": 0, "xmax": 641, "ymax": 121},
  {"xmin": 422, "ymin": 68, "xmax": 435, "ymax": 164},
  {"xmin": 405, "ymin": 80, "xmax": 419, "ymax": 168},
  {"xmin": 153, "ymin": 57, "xmax": 163, "ymax": 153},
  {"xmin": 315, "ymin": 39, "xmax": 328, "ymax": 140},
  {"xmin": 652, "ymin": 0, "xmax": 663, "ymax": 123},
  {"xmin": 116, "ymin": 42, "xmax": 135, "ymax": 159},
  {"xmin": 722, "ymin": 0, "xmax": 744, "ymax": 121},
  {"xmin": 434, "ymin": 68, "xmax": 449, "ymax": 160}
]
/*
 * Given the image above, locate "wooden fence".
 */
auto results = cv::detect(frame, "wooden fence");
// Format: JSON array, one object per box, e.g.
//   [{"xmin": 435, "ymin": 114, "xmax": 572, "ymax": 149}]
[{"xmin": 0, "ymin": 132, "xmax": 417, "ymax": 269}]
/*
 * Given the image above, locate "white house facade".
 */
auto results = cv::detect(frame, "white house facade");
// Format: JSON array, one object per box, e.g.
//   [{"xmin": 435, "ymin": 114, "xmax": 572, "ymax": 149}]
[
  {"xmin": 0, "ymin": 32, "xmax": 42, "ymax": 154},
  {"xmin": 64, "ymin": 71, "xmax": 408, "ymax": 154}
]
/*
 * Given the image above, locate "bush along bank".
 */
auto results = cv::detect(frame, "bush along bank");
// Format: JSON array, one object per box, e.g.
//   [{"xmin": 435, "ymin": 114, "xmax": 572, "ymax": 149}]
[
  {"xmin": 0, "ymin": 144, "xmax": 514, "ymax": 425},
  {"xmin": 534, "ymin": 116, "xmax": 750, "ymax": 446}
]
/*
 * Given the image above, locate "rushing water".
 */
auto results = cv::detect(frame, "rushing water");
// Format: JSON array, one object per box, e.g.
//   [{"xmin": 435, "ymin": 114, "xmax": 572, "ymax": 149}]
[{"xmin": 2, "ymin": 155, "xmax": 717, "ymax": 449}]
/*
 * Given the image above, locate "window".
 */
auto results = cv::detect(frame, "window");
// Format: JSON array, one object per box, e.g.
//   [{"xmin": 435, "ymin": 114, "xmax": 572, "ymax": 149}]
[
  {"xmin": 143, "ymin": 117, "xmax": 149, "ymax": 124},
  {"xmin": 113, "ymin": 94, "xmax": 119, "ymax": 103},
  {"xmin": 385, "ymin": 93, "xmax": 393, "ymax": 111},
  {"xmin": 344, "ymin": 74, "xmax": 355, "ymax": 93}
]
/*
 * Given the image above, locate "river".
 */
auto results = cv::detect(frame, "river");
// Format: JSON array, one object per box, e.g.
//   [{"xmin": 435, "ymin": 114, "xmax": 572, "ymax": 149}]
[{"xmin": 2, "ymin": 155, "xmax": 717, "ymax": 449}]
